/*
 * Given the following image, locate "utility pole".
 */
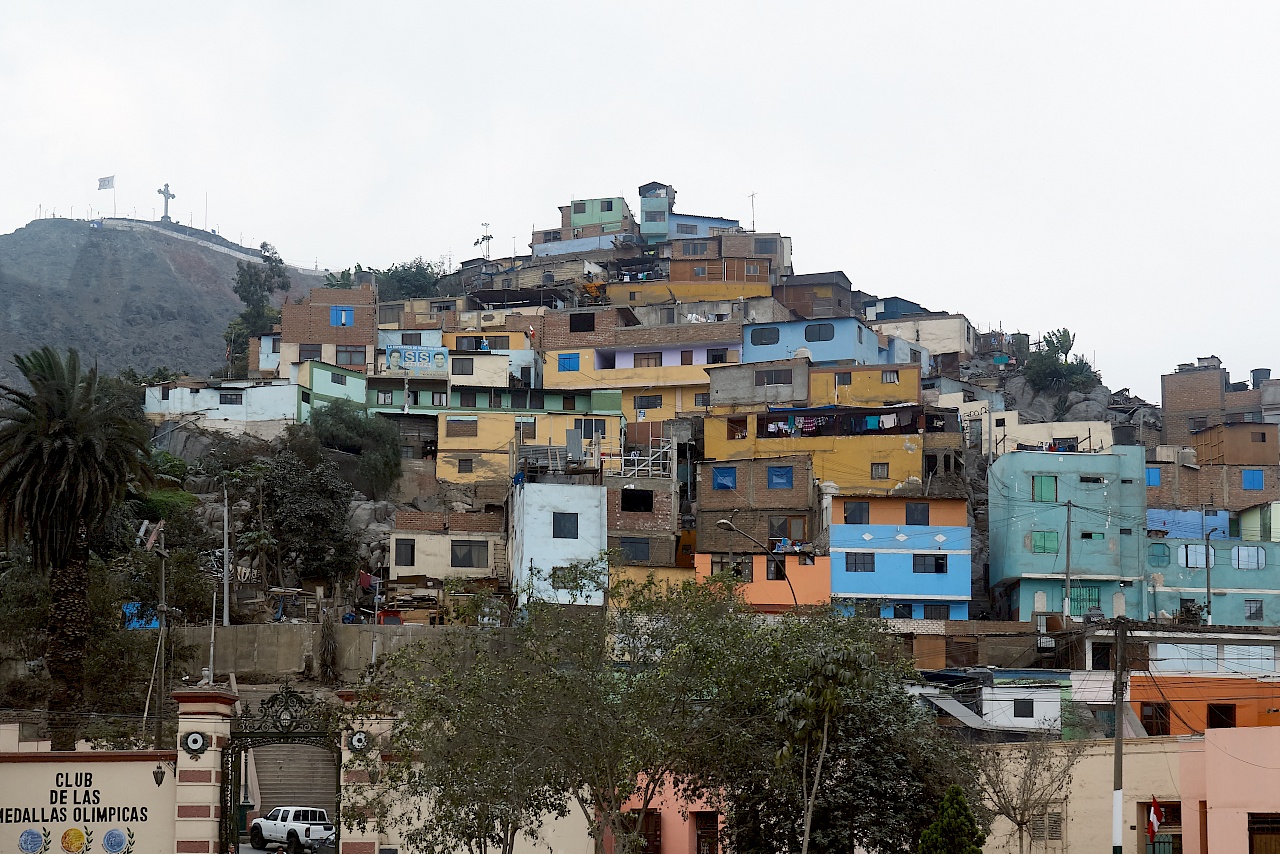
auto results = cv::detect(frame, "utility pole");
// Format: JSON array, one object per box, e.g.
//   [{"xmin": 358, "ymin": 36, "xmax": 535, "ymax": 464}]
[
  {"xmin": 153, "ymin": 526, "xmax": 167, "ymax": 750},
  {"xmin": 1112, "ymin": 618, "xmax": 1128, "ymax": 854},
  {"xmin": 1202, "ymin": 503, "xmax": 1212, "ymax": 625},
  {"xmin": 223, "ymin": 486, "xmax": 231, "ymax": 626},
  {"xmin": 1062, "ymin": 501, "xmax": 1074, "ymax": 621}
]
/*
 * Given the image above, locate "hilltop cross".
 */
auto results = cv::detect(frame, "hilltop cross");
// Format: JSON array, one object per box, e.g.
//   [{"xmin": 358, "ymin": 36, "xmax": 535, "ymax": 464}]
[{"xmin": 157, "ymin": 183, "xmax": 176, "ymax": 222}]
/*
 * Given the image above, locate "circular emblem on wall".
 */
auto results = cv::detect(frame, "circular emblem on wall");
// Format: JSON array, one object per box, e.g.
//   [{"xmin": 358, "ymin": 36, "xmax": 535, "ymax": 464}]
[
  {"xmin": 18, "ymin": 829, "xmax": 44, "ymax": 854},
  {"xmin": 349, "ymin": 730, "xmax": 370, "ymax": 753},
  {"xmin": 60, "ymin": 828, "xmax": 85, "ymax": 854},
  {"xmin": 101, "ymin": 830, "xmax": 126, "ymax": 854},
  {"xmin": 182, "ymin": 731, "xmax": 209, "ymax": 755}
]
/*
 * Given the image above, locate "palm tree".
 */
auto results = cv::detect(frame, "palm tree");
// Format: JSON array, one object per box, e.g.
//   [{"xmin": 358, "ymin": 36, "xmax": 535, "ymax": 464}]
[{"xmin": 0, "ymin": 347, "xmax": 153, "ymax": 749}]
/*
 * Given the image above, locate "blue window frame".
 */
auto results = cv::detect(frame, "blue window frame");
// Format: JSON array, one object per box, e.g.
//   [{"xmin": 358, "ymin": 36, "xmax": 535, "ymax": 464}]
[
  {"xmin": 767, "ymin": 466, "xmax": 793, "ymax": 489},
  {"xmin": 1244, "ymin": 469, "xmax": 1265, "ymax": 491},
  {"xmin": 329, "ymin": 305, "xmax": 355, "ymax": 326},
  {"xmin": 712, "ymin": 467, "xmax": 737, "ymax": 490},
  {"xmin": 1146, "ymin": 467, "xmax": 1161, "ymax": 487},
  {"xmin": 558, "ymin": 353, "xmax": 580, "ymax": 372}
]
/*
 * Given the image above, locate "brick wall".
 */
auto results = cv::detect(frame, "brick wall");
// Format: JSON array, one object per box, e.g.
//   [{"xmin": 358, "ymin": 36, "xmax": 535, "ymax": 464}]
[
  {"xmin": 608, "ymin": 534, "xmax": 677, "ymax": 566},
  {"xmin": 612, "ymin": 322, "xmax": 742, "ymax": 348},
  {"xmin": 1162, "ymin": 368, "xmax": 1226, "ymax": 445},
  {"xmin": 606, "ymin": 479, "xmax": 677, "ymax": 532},
  {"xmin": 1146, "ymin": 462, "xmax": 1280, "ymax": 511},
  {"xmin": 539, "ymin": 308, "xmax": 633, "ymax": 350},
  {"xmin": 281, "ymin": 301, "xmax": 376, "ymax": 347},
  {"xmin": 695, "ymin": 454, "xmax": 816, "ymax": 552},
  {"xmin": 393, "ymin": 510, "xmax": 505, "ymax": 533}
]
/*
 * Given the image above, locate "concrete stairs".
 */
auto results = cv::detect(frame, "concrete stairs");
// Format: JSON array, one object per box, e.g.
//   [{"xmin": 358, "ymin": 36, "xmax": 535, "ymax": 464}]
[{"xmin": 252, "ymin": 743, "xmax": 339, "ymax": 819}]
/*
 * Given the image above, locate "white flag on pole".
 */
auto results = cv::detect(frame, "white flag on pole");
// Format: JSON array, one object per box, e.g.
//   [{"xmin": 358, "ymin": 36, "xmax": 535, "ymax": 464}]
[{"xmin": 97, "ymin": 176, "xmax": 115, "ymax": 190}]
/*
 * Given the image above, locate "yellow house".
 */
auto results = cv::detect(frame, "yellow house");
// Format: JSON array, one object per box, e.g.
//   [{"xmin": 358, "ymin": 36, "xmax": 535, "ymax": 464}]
[{"xmin": 806, "ymin": 364, "xmax": 922, "ymax": 408}]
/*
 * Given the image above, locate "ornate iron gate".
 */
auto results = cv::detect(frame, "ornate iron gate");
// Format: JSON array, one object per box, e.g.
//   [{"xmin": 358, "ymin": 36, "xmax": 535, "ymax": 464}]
[{"xmin": 220, "ymin": 687, "xmax": 342, "ymax": 854}]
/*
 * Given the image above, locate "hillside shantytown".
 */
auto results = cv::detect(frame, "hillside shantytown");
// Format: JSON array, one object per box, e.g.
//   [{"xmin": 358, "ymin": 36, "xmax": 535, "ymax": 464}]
[{"xmin": 4, "ymin": 181, "xmax": 1280, "ymax": 854}]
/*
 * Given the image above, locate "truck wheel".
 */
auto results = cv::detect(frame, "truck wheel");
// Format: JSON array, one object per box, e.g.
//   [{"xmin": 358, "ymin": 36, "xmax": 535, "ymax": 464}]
[
  {"xmin": 249, "ymin": 827, "xmax": 265, "ymax": 851},
  {"xmin": 287, "ymin": 835, "xmax": 303, "ymax": 854}
]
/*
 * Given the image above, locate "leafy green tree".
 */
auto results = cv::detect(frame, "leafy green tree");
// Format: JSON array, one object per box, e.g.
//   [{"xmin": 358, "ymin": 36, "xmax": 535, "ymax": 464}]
[
  {"xmin": 376, "ymin": 257, "xmax": 444, "ymax": 301},
  {"xmin": 256, "ymin": 451, "xmax": 358, "ymax": 584},
  {"xmin": 919, "ymin": 785, "xmax": 985, "ymax": 854},
  {"xmin": 1042, "ymin": 328, "xmax": 1075, "ymax": 362},
  {"xmin": 310, "ymin": 400, "xmax": 402, "ymax": 499},
  {"xmin": 0, "ymin": 347, "xmax": 154, "ymax": 749},
  {"xmin": 223, "ymin": 242, "xmax": 291, "ymax": 376}
]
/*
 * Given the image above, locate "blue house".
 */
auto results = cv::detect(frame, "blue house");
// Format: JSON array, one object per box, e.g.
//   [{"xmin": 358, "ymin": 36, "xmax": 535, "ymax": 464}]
[
  {"xmin": 743, "ymin": 317, "xmax": 930, "ymax": 368},
  {"xmin": 988, "ymin": 446, "xmax": 1147, "ymax": 621},
  {"xmin": 830, "ymin": 524, "xmax": 971, "ymax": 620},
  {"xmin": 1145, "ymin": 537, "xmax": 1280, "ymax": 626}
]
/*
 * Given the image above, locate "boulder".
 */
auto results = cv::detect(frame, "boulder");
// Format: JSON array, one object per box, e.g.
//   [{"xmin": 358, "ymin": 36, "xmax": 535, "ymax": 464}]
[
  {"xmin": 348, "ymin": 502, "xmax": 376, "ymax": 530},
  {"xmin": 1004, "ymin": 376, "xmax": 1036, "ymax": 411},
  {"xmin": 1088, "ymin": 385, "xmax": 1112, "ymax": 406},
  {"xmin": 1065, "ymin": 400, "xmax": 1109, "ymax": 422},
  {"xmin": 1066, "ymin": 391, "xmax": 1086, "ymax": 407}
]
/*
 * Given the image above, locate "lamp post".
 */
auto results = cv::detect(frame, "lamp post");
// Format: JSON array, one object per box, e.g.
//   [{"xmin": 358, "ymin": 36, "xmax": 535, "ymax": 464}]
[{"xmin": 716, "ymin": 518, "xmax": 799, "ymax": 608}]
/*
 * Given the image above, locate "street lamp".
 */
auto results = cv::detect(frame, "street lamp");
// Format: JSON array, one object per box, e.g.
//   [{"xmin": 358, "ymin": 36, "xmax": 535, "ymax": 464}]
[{"xmin": 716, "ymin": 519, "xmax": 799, "ymax": 608}]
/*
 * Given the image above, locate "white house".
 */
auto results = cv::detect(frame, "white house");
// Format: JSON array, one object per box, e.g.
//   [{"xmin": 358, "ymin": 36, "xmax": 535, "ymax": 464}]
[{"xmin": 510, "ymin": 481, "xmax": 608, "ymax": 606}]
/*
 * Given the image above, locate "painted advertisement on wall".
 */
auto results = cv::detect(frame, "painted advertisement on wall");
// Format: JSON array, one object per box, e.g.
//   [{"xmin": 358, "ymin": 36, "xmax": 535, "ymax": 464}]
[
  {"xmin": 385, "ymin": 346, "xmax": 448, "ymax": 378},
  {"xmin": 0, "ymin": 759, "xmax": 175, "ymax": 854}
]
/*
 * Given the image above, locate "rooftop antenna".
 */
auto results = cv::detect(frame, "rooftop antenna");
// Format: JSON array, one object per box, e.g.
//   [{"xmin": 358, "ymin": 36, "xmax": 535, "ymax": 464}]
[
  {"xmin": 748, "ymin": 192, "xmax": 757, "ymax": 232},
  {"xmin": 474, "ymin": 223, "xmax": 493, "ymax": 260}
]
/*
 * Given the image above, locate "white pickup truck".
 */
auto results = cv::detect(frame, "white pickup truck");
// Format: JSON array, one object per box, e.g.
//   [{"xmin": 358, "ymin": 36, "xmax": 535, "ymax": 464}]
[{"xmin": 249, "ymin": 807, "xmax": 335, "ymax": 853}]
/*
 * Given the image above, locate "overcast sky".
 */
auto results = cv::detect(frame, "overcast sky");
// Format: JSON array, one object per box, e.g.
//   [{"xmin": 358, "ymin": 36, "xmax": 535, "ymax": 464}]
[{"xmin": 4, "ymin": 2, "xmax": 1280, "ymax": 400}]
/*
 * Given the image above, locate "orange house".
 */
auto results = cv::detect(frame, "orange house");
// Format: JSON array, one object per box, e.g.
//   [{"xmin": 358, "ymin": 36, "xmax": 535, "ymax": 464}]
[
  {"xmin": 694, "ymin": 553, "xmax": 831, "ymax": 612},
  {"xmin": 1129, "ymin": 674, "xmax": 1280, "ymax": 736}
]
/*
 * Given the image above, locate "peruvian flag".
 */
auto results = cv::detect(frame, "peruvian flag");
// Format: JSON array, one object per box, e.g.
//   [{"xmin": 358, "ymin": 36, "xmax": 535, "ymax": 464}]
[{"xmin": 1147, "ymin": 796, "xmax": 1165, "ymax": 843}]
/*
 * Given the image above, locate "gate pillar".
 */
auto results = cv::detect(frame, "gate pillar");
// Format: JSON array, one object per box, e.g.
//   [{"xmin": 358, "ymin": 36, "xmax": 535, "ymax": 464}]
[
  {"xmin": 172, "ymin": 689, "xmax": 239, "ymax": 854},
  {"xmin": 335, "ymin": 690, "xmax": 381, "ymax": 854}
]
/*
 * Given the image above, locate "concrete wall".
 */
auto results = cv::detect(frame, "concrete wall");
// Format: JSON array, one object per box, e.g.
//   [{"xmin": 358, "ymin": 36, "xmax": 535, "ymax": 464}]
[
  {"xmin": 742, "ymin": 317, "xmax": 880, "ymax": 365},
  {"xmin": 980, "ymin": 684, "xmax": 1062, "ymax": 730},
  {"xmin": 145, "ymin": 382, "xmax": 298, "ymax": 424},
  {"xmin": 830, "ymin": 524, "xmax": 971, "ymax": 619},
  {"xmin": 871, "ymin": 314, "xmax": 975, "ymax": 357},
  {"xmin": 388, "ymin": 530, "xmax": 506, "ymax": 582},
  {"xmin": 510, "ymin": 482, "xmax": 609, "ymax": 606}
]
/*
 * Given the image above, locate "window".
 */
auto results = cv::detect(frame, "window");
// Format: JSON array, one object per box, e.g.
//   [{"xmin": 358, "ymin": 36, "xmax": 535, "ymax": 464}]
[
  {"xmin": 1028, "ymin": 810, "xmax": 1063, "ymax": 841},
  {"xmin": 299, "ymin": 343, "xmax": 323, "ymax": 362},
  {"xmin": 552, "ymin": 512, "xmax": 579, "ymax": 539},
  {"xmin": 707, "ymin": 348, "xmax": 729, "ymax": 364},
  {"xmin": 644, "ymin": 210, "xmax": 666, "ymax": 223},
  {"xmin": 693, "ymin": 265, "xmax": 707, "ymax": 277},
  {"xmin": 994, "ymin": 417, "xmax": 1006, "ymax": 427},
  {"xmin": 1081, "ymin": 531, "xmax": 1104, "ymax": 540},
  {"xmin": 694, "ymin": 393, "xmax": 711, "ymax": 407},
  {"xmin": 561, "ymin": 394, "xmax": 576, "ymax": 411},
  {"xmin": 745, "ymin": 263, "xmax": 761, "ymax": 276},
  {"xmin": 905, "ymin": 502, "xmax": 930, "ymax": 525},
  {"xmin": 1254, "ymin": 431, "xmax": 1268, "ymax": 442},
  {"xmin": 753, "ymin": 237, "xmax": 778, "ymax": 254},
  {"xmin": 1207, "ymin": 704, "xmax": 1237, "ymax": 729},
  {"xmin": 750, "ymin": 327, "xmax": 780, "ymax": 346},
  {"xmin": 923, "ymin": 604, "xmax": 950, "ymax": 620},
  {"xmin": 910, "ymin": 349, "xmax": 921, "ymax": 363},
  {"xmin": 871, "ymin": 463, "xmax": 889, "ymax": 480},
  {"xmin": 459, "ymin": 391, "xmax": 477, "ymax": 408},
  {"xmin": 913, "ymin": 554, "xmax": 948, "ymax": 574},
  {"xmin": 892, "ymin": 604, "xmax": 913, "ymax": 619},
  {"xmin": 329, "ymin": 305, "xmax": 355, "ymax": 327},
  {"xmin": 431, "ymin": 391, "xmax": 448, "ymax": 407},
  {"xmin": 620, "ymin": 537, "xmax": 650, "ymax": 562},
  {"xmin": 1141, "ymin": 702, "xmax": 1171, "ymax": 736},
  {"xmin": 574, "ymin": 418, "xmax": 606, "ymax": 439},
  {"xmin": 1234, "ymin": 546, "xmax": 1266, "ymax": 569},
  {"xmin": 1080, "ymin": 475, "xmax": 1104, "ymax": 484},
  {"xmin": 301, "ymin": 391, "xmax": 311, "ymax": 404},
  {"xmin": 620, "ymin": 489, "xmax": 654, "ymax": 513},
  {"xmin": 857, "ymin": 326, "xmax": 864, "ymax": 343},
  {"xmin": 1149, "ymin": 542, "xmax": 1171, "ymax": 567},
  {"xmin": 844, "ymin": 501, "xmax": 870, "ymax": 524},
  {"xmin": 1146, "ymin": 467, "xmax": 1162, "ymax": 487},
  {"xmin": 1120, "ymin": 527, "xmax": 1133, "ymax": 535},
  {"xmin": 769, "ymin": 516, "xmax": 807, "ymax": 541},
  {"xmin": 712, "ymin": 467, "xmax": 737, "ymax": 490},
  {"xmin": 633, "ymin": 351, "xmax": 663, "ymax": 368},
  {"xmin": 1247, "ymin": 599, "xmax": 1264, "ymax": 621},
  {"xmin": 1188, "ymin": 416, "xmax": 1208, "ymax": 431},
  {"xmin": 1031, "ymin": 531, "xmax": 1060, "ymax": 554},
  {"xmin": 845, "ymin": 553, "xmax": 875, "ymax": 572},
  {"xmin": 569, "ymin": 313, "xmax": 595, "ymax": 332},
  {"xmin": 376, "ymin": 390, "xmax": 394, "ymax": 405},
  {"xmin": 727, "ymin": 416, "xmax": 748, "ymax": 440},
  {"xmin": 676, "ymin": 223, "xmax": 698, "ymax": 235},
  {"xmin": 755, "ymin": 369, "xmax": 793, "ymax": 386},
  {"xmin": 881, "ymin": 370, "xmax": 899, "ymax": 384},
  {"xmin": 835, "ymin": 372, "xmax": 851, "ymax": 386},
  {"xmin": 456, "ymin": 458, "xmax": 474, "ymax": 474},
  {"xmin": 452, "ymin": 357, "xmax": 474, "ymax": 376},
  {"xmin": 631, "ymin": 394, "xmax": 663, "ymax": 412},
  {"xmin": 1178, "ymin": 544, "xmax": 1216, "ymax": 568},
  {"xmin": 445, "ymin": 418, "xmax": 478, "ymax": 437},
  {"xmin": 600, "ymin": 199, "xmax": 613, "ymax": 212},
  {"xmin": 543, "ymin": 230, "xmax": 561, "ymax": 242},
  {"xmin": 1032, "ymin": 475, "xmax": 1057, "ymax": 502},
  {"xmin": 160, "ymin": 385, "xmax": 170, "ymax": 401},
  {"xmin": 330, "ymin": 372, "xmax": 347, "ymax": 385},
  {"xmin": 1092, "ymin": 642, "xmax": 1113, "ymax": 671},
  {"xmin": 1013, "ymin": 699, "xmax": 1035, "ymax": 719},
  {"xmin": 680, "ymin": 350, "xmax": 694, "ymax": 365},
  {"xmin": 219, "ymin": 392, "xmax": 244, "ymax": 405},
  {"xmin": 572, "ymin": 201, "xmax": 586, "ymax": 214},
  {"xmin": 336, "ymin": 345, "xmax": 366, "ymax": 366},
  {"xmin": 804, "ymin": 323, "xmax": 835, "ymax": 342},
  {"xmin": 401, "ymin": 332, "xmax": 422, "ymax": 346},
  {"xmin": 682, "ymin": 242, "xmax": 708, "ymax": 255},
  {"xmin": 394, "ymin": 538, "xmax": 415, "ymax": 567},
  {"xmin": 266, "ymin": 810, "xmax": 282, "ymax": 822},
  {"xmin": 450, "ymin": 540, "xmax": 488, "ymax": 568},
  {"xmin": 1069, "ymin": 584, "xmax": 1102, "ymax": 616},
  {"xmin": 629, "ymin": 292, "xmax": 639, "ymax": 301},
  {"xmin": 517, "ymin": 419, "xmax": 537, "ymax": 441},
  {"xmin": 767, "ymin": 466, "xmax": 794, "ymax": 489},
  {"xmin": 1244, "ymin": 469, "xmax": 1265, "ymax": 490},
  {"xmin": 272, "ymin": 336, "xmax": 282, "ymax": 353},
  {"xmin": 558, "ymin": 353, "xmax": 580, "ymax": 372}
]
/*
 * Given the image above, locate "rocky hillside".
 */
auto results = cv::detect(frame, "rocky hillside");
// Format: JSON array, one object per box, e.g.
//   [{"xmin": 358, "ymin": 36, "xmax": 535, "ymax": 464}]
[{"xmin": 0, "ymin": 217, "xmax": 324, "ymax": 381}]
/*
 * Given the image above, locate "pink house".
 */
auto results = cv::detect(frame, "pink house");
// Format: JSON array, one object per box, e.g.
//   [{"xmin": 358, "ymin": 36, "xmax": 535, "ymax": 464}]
[
  {"xmin": 1180, "ymin": 726, "xmax": 1280, "ymax": 852},
  {"xmin": 606, "ymin": 782, "xmax": 722, "ymax": 854}
]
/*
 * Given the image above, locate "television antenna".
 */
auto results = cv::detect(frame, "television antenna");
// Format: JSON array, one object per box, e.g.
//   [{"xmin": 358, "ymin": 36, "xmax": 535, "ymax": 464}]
[{"xmin": 474, "ymin": 223, "xmax": 493, "ymax": 259}]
